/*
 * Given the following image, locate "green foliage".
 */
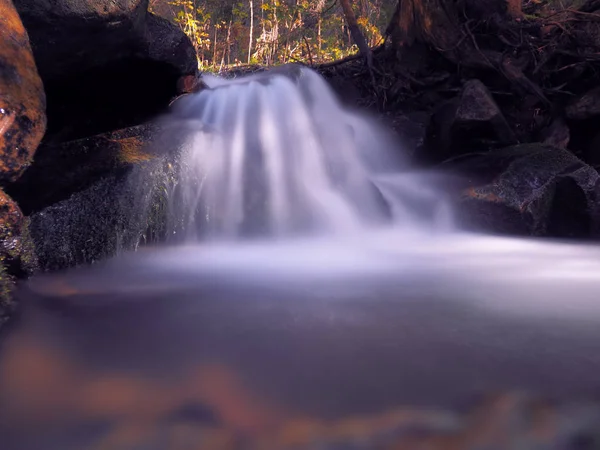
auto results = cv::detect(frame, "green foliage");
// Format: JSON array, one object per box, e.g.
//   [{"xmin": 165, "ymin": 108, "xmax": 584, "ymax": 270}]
[{"xmin": 151, "ymin": 0, "xmax": 396, "ymax": 69}]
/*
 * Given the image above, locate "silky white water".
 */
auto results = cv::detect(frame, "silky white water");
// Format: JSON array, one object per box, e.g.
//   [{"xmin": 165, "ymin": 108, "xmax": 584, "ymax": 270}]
[
  {"xmin": 165, "ymin": 65, "xmax": 450, "ymax": 240},
  {"xmin": 153, "ymin": 64, "xmax": 600, "ymax": 324}
]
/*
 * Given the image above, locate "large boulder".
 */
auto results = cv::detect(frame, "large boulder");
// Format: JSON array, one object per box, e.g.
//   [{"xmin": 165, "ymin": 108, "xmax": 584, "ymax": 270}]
[
  {"xmin": 7, "ymin": 124, "xmax": 160, "ymax": 214},
  {"xmin": 11, "ymin": 0, "xmax": 149, "ymax": 81},
  {"xmin": 9, "ymin": 114, "xmax": 189, "ymax": 275},
  {"xmin": 0, "ymin": 0, "xmax": 43, "ymax": 323},
  {"xmin": 0, "ymin": 0, "xmax": 46, "ymax": 183},
  {"xmin": 12, "ymin": 0, "xmax": 198, "ymax": 142},
  {"xmin": 28, "ymin": 153, "xmax": 171, "ymax": 271},
  {"xmin": 5, "ymin": 123, "xmax": 171, "ymax": 271},
  {"xmin": 445, "ymin": 144, "xmax": 600, "ymax": 238}
]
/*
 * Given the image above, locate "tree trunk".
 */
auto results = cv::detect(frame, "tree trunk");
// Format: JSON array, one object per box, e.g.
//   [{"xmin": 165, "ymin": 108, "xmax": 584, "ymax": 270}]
[
  {"xmin": 212, "ymin": 26, "xmax": 218, "ymax": 67},
  {"xmin": 339, "ymin": 0, "xmax": 373, "ymax": 66},
  {"xmin": 272, "ymin": 0, "xmax": 279, "ymax": 63},
  {"xmin": 386, "ymin": 0, "xmax": 462, "ymax": 52},
  {"xmin": 506, "ymin": 0, "xmax": 522, "ymax": 18},
  {"xmin": 248, "ymin": 0, "xmax": 254, "ymax": 64},
  {"xmin": 317, "ymin": 16, "xmax": 322, "ymax": 59},
  {"xmin": 220, "ymin": 18, "xmax": 233, "ymax": 70}
]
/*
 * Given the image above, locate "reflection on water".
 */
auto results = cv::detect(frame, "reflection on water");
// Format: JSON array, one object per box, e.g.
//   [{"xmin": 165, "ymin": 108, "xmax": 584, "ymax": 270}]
[{"xmin": 2, "ymin": 229, "xmax": 600, "ymax": 449}]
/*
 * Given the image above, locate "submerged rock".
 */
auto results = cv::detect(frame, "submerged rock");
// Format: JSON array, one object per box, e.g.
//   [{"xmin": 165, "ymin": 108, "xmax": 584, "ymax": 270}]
[
  {"xmin": 0, "ymin": 0, "xmax": 46, "ymax": 183},
  {"xmin": 445, "ymin": 144, "xmax": 600, "ymax": 237}
]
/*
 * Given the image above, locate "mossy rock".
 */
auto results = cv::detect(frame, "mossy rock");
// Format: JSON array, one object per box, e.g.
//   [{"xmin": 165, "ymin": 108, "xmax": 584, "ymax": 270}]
[
  {"xmin": 29, "ymin": 158, "xmax": 172, "ymax": 271},
  {"xmin": 445, "ymin": 143, "xmax": 600, "ymax": 237}
]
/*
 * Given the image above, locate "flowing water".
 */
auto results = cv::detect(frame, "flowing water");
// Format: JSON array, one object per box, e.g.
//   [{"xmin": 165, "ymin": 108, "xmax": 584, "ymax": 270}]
[
  {"xmin": 3, "ymin": 66, "xmax": 600, "ymax": 449},
  {"xmin": 165, "ymin": 65, "xmax": 450, "ymax": 240}
]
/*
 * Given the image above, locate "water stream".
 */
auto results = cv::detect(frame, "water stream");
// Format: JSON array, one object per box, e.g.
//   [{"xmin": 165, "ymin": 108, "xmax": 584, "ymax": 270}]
[
  {"xmin": 165, "ymin": 65, "xmax": 450, "ymax": 240},
  {"xmin": 2, "ymin": 66, "xmax": 600, "ymax": 449}
]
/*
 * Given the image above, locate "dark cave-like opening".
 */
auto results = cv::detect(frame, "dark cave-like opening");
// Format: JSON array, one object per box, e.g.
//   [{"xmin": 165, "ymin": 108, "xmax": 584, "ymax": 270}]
[{"xmin": 43, "ymin": 57, "xmax": 180, "ymax": 143}]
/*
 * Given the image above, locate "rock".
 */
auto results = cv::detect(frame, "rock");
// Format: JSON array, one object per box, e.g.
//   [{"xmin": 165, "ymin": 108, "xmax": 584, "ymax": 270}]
[
  {"xmin": 0, "ymin": 263, "xmax": 14, "ymax": 326},
  {"xmin": 8, "ymin": 123, "xmax": 172, "ymax": 271},
  {"xmin": 0, "ymin": 189, "xmax": 30, "ymax": 325},
  {"xmin": 29, "ymin": 158, "xmax": 171, "ymax": 271},
  {"xmin": 566, "ymin": 86, "xmax": 600, "ymax": 120},
  {"xmin": 12, "ymin": 0, "xmax": 198, "ymax": 141},
  {"xmin": 424, "ymin": 80, "xmax": 517, "ymax": 162},
  {"xmin": 0, "ymin": 189, "xmax": 37, "ymax": 278},
  {"xmin": 0, "ymin": 0, "xmax": 46, "ymax": 183},
  {"xmin": 540, "ymin": 117, "xmax": 570, "ymax": 149},
  {"xmin": 453, "ymin": 79, "xmax": 517, "ymax": 146},
  {"xmin": 176, "ymin": 75, "xmax": 207, "ymax": 95},
  {"xmin": 389, "ymin": 112, "xmax": 430, "ymax": 157},
  {"xmin": 7, "ymin": 124, "xmax": 160, "ymax": 214},
  {"xmin": 13, "ymin": 0, "xmax": 148, "ymax": 81},
  {"xmin": 143, "ymin": 13, "xmax": 198, "ymax": 77},
  {"xmin": 445, "ymin": 144, "xmax": 600, "ymax": 238}
]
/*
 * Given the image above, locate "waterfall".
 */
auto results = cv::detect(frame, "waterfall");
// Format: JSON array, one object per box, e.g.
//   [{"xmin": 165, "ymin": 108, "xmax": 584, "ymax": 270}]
[{"xmin": 164, "ymin": 65, "xmax": 449, "ymax": 241}]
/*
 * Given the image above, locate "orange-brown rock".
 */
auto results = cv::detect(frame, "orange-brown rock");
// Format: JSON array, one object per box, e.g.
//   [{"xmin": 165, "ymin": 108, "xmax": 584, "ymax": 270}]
[
  {"xmin": 0, "ymin": 0, "xmax": 46, "ymax": 183},
  {"xmin": 0, "ymin": 189, "xmax": 36, "ymax": 274},
  {"xmin": 177, "ymin": 75, "xmax": 204, "ymax": 94},
  {"xmin": 0, "ymin": 188, "xmax": 36, "ymax": 319}
]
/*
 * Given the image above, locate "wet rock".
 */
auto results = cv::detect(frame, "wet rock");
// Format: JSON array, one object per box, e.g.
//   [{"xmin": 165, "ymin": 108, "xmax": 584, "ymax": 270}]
[
  {"xmin": 0, "ymin": 263, "xmax": 14, "ymax": 326},
  {"xmin": 7, "ymin": 124, "xmax": 160, "ymax": 214},
  {"xmin": 445, "ymin": 144, "xmax": 600, "ymax": 237},
  {"xmin": 0, "ymin": 189, "xmax": 37, "ymax": 276},
  {"xmin": 566, "ymin": 86, "xmax": 600, "ymax": 120},
  {"xmin": 0, "ymin": 0, "xmax": 46, "ymax": 183},
  {"xmin": 0, "ymin": 188, "xmax": 36, "ymax": 324},
  {"xmin": 29, "ymin": 159, "xmax": 171, "ymax": 271},
  {"xmin": 12, "ymin": 0, "xmax": 197, "ymax": 141}
]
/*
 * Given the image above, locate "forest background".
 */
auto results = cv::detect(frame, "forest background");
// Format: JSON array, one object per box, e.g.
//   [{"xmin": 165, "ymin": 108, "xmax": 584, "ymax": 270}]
[{"xmin": 148, "ymin": 0, "xmax": 397, "ymax": 69}]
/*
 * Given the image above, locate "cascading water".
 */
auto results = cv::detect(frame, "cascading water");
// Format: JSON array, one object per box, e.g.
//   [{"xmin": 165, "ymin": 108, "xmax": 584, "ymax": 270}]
[
  {"xmin": 164, "ymin": 65, "xmax": 449, "ymax": 240},
  {"xmin": 5, "ymin": 66, "xmax": 600, "ymax": 450}
]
